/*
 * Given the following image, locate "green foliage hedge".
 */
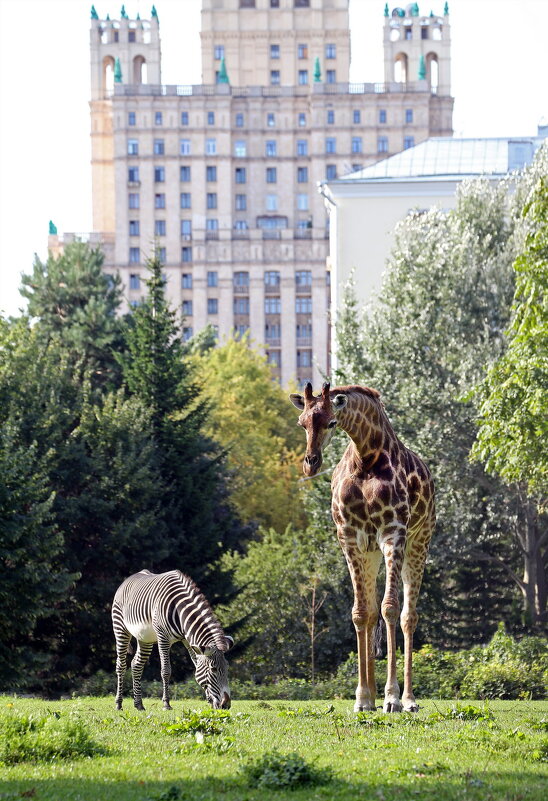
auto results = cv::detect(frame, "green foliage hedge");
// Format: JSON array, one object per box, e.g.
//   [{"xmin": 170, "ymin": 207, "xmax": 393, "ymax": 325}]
[{"xmin": 0, "ymin": 709, "xmax": 99, "ymax": 765}]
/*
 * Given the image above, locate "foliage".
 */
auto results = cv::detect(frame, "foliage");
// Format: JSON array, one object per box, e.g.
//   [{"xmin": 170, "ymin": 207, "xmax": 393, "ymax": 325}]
[
  {"xmin": 240, "ymin": 749, "xmax": 333, "ymax": 789},
  {"xmin": 190, "ymin": 335, "xmax": 307, "ymax": 532},
  {"xmin": 161, "ymin": 708, "xmax": 233, "ymax": 738},
  {"xmin": 472, "ymin": 165, "xmax": 548, "ymax": 504},
  {"xmin": 0, "ymin": 710, "xmax": 99, "ymax": 764}
]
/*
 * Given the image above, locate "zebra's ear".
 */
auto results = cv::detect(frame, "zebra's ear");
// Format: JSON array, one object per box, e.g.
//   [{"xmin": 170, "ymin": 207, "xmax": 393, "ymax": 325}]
[
  {"xmin": 187, "ymin": 644, "xmax": 202, "ymax": 663},
  {"xmin": 224, "ymin": 635, "xmax": 234, "ymax": 651}
]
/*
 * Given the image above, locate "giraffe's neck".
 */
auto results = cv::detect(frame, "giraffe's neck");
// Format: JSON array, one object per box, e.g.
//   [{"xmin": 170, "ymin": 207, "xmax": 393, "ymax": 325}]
[{"xmin": 337, "ymin": 391, "xmax": 391, "ymax": 469}]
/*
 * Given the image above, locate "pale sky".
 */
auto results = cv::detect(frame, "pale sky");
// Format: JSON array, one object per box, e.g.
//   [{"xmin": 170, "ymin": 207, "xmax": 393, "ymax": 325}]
[{"xmin": 0, "ymin": 0, "xmax": 546, "ymax": 318}]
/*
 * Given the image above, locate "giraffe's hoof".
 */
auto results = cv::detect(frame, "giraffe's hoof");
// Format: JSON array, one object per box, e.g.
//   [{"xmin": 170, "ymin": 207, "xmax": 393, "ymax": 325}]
[
  {"xmin": 403, "ymin": 701, "xmax": 419, "ymax": 713},
  {"xmin": 354, "ymin": 701, "xmax": 376, "ymax": 713},
  {"xmin": 383, "ymin": 699, "xmax": 403, "ymax": 713}
]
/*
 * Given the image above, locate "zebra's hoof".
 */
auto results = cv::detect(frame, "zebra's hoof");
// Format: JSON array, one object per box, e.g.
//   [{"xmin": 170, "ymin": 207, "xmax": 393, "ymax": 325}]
[
  {"xmin": 163, "ymin": 702, "xmax": 172, "ymax": 710},
  {"xmin": 115, "ymin": 702, "xmax": 122, "ymax": 710},
  {"xmin": 134, "ymin": 703, "xmax": 145, "ymax": 711}
]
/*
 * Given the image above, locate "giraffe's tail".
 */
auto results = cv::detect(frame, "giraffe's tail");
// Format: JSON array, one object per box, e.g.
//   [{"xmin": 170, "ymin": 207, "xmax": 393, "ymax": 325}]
[{"xmin": 374, "ymin": 617, "xmax": 384, "ymax": 658}]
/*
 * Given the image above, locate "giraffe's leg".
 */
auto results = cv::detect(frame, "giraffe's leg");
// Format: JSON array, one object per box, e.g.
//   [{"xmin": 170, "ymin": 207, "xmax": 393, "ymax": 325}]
[
  {"xmin": 131, "ymin": 640, "xmax": 154, "ymax": 711},
  {"xmin": 380, "ymin": 528, "xmax": 406, "ymax": 713},
  {"xmin": 114, "ymin": 628, "xmax": 131, "ymax": 710},
  {"xmin": 157, "ymin": 633, "xmax": 173, "ymax": 710},
  {"xmin": 401, "ymin": 538, "xmax": 429, "ymax": 712},
  {"xmin": 341, "ymin": 537, "xmax": 382, "ymax": 713}
]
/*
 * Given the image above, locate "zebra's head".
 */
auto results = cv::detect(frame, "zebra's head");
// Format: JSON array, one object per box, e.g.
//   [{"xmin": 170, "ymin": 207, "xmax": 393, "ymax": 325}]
[{"xmin": 189, "ymin": 636, "xmax": 234, "ymax": 709}]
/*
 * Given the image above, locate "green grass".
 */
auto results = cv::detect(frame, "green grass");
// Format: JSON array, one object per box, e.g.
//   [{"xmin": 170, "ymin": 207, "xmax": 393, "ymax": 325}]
[{"xmin": 0, "ymin": 696, "xmax": 546, "ymax": 800}]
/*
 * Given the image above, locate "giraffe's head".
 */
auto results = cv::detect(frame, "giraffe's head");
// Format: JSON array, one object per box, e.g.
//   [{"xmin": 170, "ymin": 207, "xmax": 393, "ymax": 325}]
[{"xmin": 289, "ymin": 381, "xmax": 348, "ymax": 476}]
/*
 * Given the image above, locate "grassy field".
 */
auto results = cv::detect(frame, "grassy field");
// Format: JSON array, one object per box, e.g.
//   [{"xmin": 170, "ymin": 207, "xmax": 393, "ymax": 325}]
[{"xmin": 0, "ymin": 695, "xmax": 547, "ymax": 801}]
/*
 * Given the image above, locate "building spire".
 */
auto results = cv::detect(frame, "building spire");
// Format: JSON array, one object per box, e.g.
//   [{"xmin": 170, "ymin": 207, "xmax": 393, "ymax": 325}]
[
  {"xmin": 217, "ymin": 56, "xmax": 229, "ymax": 84},
  {"xmin": 384, "ymin": 3, "xmax": 389, "ymax": 16},
  {"xmin": 114, "ymin": 57, "xmax": 123, "ymax": 83},
  {"xmin": 444, "ymin": 1, "xmax": 449, "ymax": 14},
  {"xmin": 90, "ymin": 4, "xmax": 98, "ymax": 19},
  {"xmin": 151, "ymin": 5, "xmax": 158, "ymax": 20},
  {"xmin": 314, "ymin": 56, "xmax": 322, "ymax": 83},
  {"xmin": 48, "ymin": 220, "xmax": 57, "ymax": 235},
  {"xmin": 121, "ymin": 4, "xmax": 128, "ymax": 19}
]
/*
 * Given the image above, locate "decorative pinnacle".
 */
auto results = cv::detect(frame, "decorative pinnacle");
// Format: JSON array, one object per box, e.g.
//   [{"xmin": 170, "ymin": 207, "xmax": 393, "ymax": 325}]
[
  {"xmin": 217, "ymin": 56, "xmax": 229, "ymax": 84},
  {"xmin": 151, "ymin": 4, "xmax": 158, "ymax": 19},
  {"xmin": 114, "ymin": 56, "xmax": 122, "ymax": 83},
  {"xmin": 384, "ymin": 2, "xmax": 389, "ymax": 16},
  {"xmin": 444, "ymin": 1, "xmax": 449, "ymax": 13},
  {"xmin": 418, "ymin": 53, "xmax": 426, "ymax": 80},
  {"xmin": 313, "ymin": 56, "xmax": 322, "ymax": 82},
  {"xmin": 48, "ymin": 220, "xmax": 57, "ymax": 235},
  {"xmin": 90, "ymin": 4, "xmax": 98, "ymax": 19},
  {"xmin": 411, "ymin": 2, "xmax": 419, "ymax": 16},
  {"xmin": 120, "ymin": 4, "xmax": 128, "ymax": 18}
]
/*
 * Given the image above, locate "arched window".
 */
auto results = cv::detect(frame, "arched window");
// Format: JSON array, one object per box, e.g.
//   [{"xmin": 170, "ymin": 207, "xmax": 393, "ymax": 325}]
[
  {"xmin": 394, "ymin": 53, "xmax": 408, "ymax": 83},
  {"xmin": 432, "ymin": 26, "xmax": 442, "ymax": 41},
  {"xmin": 103, "ymin": 55, "xmax": 115, "ymax": 93},
  {"xmin": 390, "ymin": 26, "xmax": 401, "ymax": 41},
  {"xmin": 133, "ymin": 55, "xmax": 147, "ymax": 84},
  {"xmin": 426, "ymin": 53, "xmax": 439, "ymax": 91}
]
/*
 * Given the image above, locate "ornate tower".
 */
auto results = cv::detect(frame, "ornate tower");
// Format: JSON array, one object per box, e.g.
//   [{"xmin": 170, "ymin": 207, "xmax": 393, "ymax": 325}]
[
  {"xmin": 200, "ymin": 0, "xmax": 350, "ymax": 87},
  {"xmin": 89, "ymin": 4, "xmax": 161, "ymax": 233},
  {"xmin": 383, "ymin": 3, "xmax": 451, "ymax": 96}
]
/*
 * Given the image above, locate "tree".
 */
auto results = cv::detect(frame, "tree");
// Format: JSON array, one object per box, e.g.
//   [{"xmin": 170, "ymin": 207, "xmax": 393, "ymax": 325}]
[
  {"xmin": 191, "ymin": 334, "xmax": 307, "ymax": 532},
  {"xmin": 20, "ymin": 241, "xmax": 124, "ymax": 390}
]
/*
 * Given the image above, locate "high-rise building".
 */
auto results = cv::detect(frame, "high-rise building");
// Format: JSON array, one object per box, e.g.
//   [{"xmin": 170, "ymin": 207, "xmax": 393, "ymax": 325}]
[{"xmin": 56, "ymin": 1, "xmax": 453, "ymax": 387}]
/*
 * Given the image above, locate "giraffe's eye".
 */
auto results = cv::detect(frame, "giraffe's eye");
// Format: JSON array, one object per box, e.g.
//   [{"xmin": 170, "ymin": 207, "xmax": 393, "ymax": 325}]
[{"xmin": 327, "ymin": 420, "xmax": 337, "ymax": 429}]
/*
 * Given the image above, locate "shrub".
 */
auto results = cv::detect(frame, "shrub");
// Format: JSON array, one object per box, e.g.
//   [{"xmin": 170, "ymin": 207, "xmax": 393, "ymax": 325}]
[
  {"xmin": 240, "ymin": 750, "xmax": 333, "ymax": 789},
  {"xmin": 0, "ymin": 711, "xmax": 100, "ymax": 764}
]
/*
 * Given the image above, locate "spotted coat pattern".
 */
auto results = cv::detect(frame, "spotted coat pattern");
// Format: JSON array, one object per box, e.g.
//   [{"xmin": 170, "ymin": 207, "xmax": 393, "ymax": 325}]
[{"xmin": 290, "ymin": 383, "xmax": 435, "ymax": 713}]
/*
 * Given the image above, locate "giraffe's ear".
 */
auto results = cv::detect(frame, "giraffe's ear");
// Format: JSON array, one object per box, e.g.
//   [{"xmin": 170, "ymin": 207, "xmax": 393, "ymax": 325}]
[
  {"xmin": 332, "ymin": 393, "xmax": 348, "ymax": 412},
  {"xmin": 289, "ymin": 393, "xmax": 305, "ymax": 410}
]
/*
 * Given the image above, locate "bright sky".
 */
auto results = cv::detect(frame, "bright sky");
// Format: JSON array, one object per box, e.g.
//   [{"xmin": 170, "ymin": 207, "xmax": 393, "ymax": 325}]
[{"xmin": 0, "ymin": 0, "xmax": 546, "ymax": 318}]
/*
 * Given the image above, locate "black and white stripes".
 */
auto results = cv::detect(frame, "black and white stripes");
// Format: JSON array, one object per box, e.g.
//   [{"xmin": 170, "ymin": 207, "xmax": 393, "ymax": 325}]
[{"xmin": 112, "ymin": 569, "xmax": 233, "ymax": 711}]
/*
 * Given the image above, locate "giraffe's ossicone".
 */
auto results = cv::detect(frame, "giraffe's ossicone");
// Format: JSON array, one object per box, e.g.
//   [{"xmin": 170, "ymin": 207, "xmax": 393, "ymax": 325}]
[{"xmin": 290, "ymin": 382, "xmax": 435, "ymax": 713}]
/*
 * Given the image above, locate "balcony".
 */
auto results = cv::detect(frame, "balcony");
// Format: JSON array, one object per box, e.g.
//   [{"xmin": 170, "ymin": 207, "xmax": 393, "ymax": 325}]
[
  {"xmin": 233, "ymin": 284, "xmax": 250, "ymax": 294},
  {"xmin": 205, "ymin": 230, "xmax": 219, "ymax": 240},
  {"xmin": 294, "ymin": 229, "xmax": 312, "ymax": 239}
]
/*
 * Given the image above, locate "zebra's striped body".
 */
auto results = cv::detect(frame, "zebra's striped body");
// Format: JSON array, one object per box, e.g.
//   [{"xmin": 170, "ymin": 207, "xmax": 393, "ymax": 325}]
[{"xmin": 112, "ymin": 569, "xmax": 233, "ymax": 711}]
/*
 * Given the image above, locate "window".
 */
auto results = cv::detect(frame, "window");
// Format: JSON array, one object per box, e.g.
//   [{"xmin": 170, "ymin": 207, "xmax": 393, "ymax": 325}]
[
  {"xmin": 206, "ymin": 218, "xmax": 218, "ymax": 231},
  {"xmin": 421, "ymin": 26, "xmax": 428, "ymax": 39},
  {"xmin": 155, "ymin": 220, "xmax": 166, "ymax": 236},
  {"xmin": 182, "ymin": 326, "xmax": 193, "ymax": 341},
  {"xmin": 266, "ymin": 140, "xmax": 277, "ymax": 157},
  {"xmin": 405, "ymin": 27, "xmax": 412, "ymax": 40},
  {"xmin": 214, "ymin": 45, "xmax": 224, "ymax": 60},
  {"xmin": 326, "ymin": 69, "xmax": 336, "ymax": 83},
  {"xmin": 235, "ymin": 140, "xmax": 246, "ymax": 157},
  {"xmin": 155, "ymin": 193, "xmax": 166, "ymax": 209},
  {"xmin": 154, "ymin": 166, "xmax": 165, "ymax": 182},
  {"xmin": 271, "ymin": 0, "xmax": 280, "ymax": 6},
  {"xmin": 234, "ymin": 297, "xmax": 250, "ymax": 315},
  {"xmin": 129, "ymin": 273, "xmax": 140, "ymax": 289},
  {"xmin": 158, "ymin": 248, "xmax": 166, "ymax": 263},
  {"xmin": 297, "ymin": 166, "xmax": 308, "ymax": 183},
  {"xmin": 326, "ymin": 164, "xmax": 337, "ymax": 180},
  {"xmin": 181, "ymin": 219, "xmax": 192, "ymax": 238},
  {"xmin": 298, "ymin": 112, "xmax": 306, "ymax": 126},
  {"xmin": 296, "ymin": 218, "xmax": 309, "ymax": 231},
  {"xmin": 235, "ymin": 166, "xmax": 246, "ymax": 183},
  {"xmin": 264, "ymin": 270, "xmax": 280, "ymax": 287},
  {"xmin": 267, "ymin": 351, "xmax": 281, "ymax": 368},
  {"xmin": 181, "ymin": 111, "xmax": 189, "ymax": 125},
  {"xmin": 208, "ymin": 298, "xmax": 218, "ymax": 315},
  {"xmin": 180, "ymin": 192, "xmax": 191, "ymax": 208},
  {"xmin": 234, "ymin": 271, "xmax": 249, "ymax": 287},
  {"xmin": 297, "ymin": 139, "xmax": 308, "ymax": 156},
  {"xmin": 266, "ymin": 194, "xmax": 278, "ymax": 211},
  {"xmin": 207, "ymin": 271, "xmax": 218, "ymax": 287},
  {"xmin": 129, "ymin": 192, "xmax": 140, "ymax": 208},
  {"xmin": 327, "ymin": 110, "xmax": 335, "ymax": 125},
  {"xmin": 378, "ymin": 136, "xmax": 388, "ymax": 153},
  {"xmin": 240, "ymin": 0, "xmax": 255, "ymax": 6},
  {"xmin": 267, "ymin": 112, "xmax": 275, "ymax": 127},
  {"xmin": 207, "ymin": 193, "xmax": 218, "ymax": 209},
  {"xmin": 206, "ymin": 165, "xmax": 217, "ymax": 182},
  {"xmin": 295, "ymin": 0, "xmax": 310, "ymax": 6},
  {"xmin": 266, "ymin": 167, "xmax": 277, "ymax": 183},
  {"xmin": 405, "ymin": 108, "xmax": 414, "ymax": 123},
  {"xmin": 181, "ymin": 273, "xmax": 192, "ymax": 289},
  {"xmin": 180, "ymin": 138, "xmax": 191, "ymax": 155},
  {"xmin": 181, "ymin": 246, "xmax": 192, "ymax": 263},
  {"xmin": 127, "ymin": 139, "xmax": 139, "ymax": 155},
  {"xmin": 153, "ymin": 138, "xmax": 164, "ymax": 155},
  {"xmin": 182, "ymin": 300, "xmax": 193, "ymax": 316},
  {"xmin": 129, "ymin": 247, "xmax": 140, "ymax": 264},
  {"xmin": 352, "ymin": 136, "xmax": 363, "ymax": 153},
  {"xmin": 295, "ymin": 296, "xmax": 312, "ymax": 313},
  {"xmin": 353, "ymin": 109, "xmax": 361, "ymax": 124},
  {"xmin": 296, "ymin": 270, "xmax": 312, "ymax": 287},
  {"xmin": 270, "ymin": 70, "xmax": 280, "ymax": 85},
  {"xmin": 180, "ymin": 165, "xmax": 191, "ymax": 182},
  {"xmin": 325, "ymin": 137, "xmax": 336, "ymax": 154},
  {"xmin": 129, "ymin": 220, "xmax": 140, "ymax": 236},
  {"xmin": 380, "ymin": 109, "xmax": 388, "ymax": 124},
  {"xmin": 155, "ymin": 111, "xmax": 163, "ymax": 125},
  {"xmin": 234, "ymin": 220, "xmax": 248, "ymax": 231},
  {"xmin": 326, "ymin": 43, "xmax": 336, "ymax": 59},
  {"xmin": 297, "ymin": 350, "xmax": 312, "ymax": 367},
  {"xmin": 297, "ymin": 43, "xmax": 308, "ymax": 59},
  {"xmin": 296, "ymin": 322, "xmax": 312, "ymax": 341},
  {"xmin": 298, "ymin": 70, "xmax": 308, "ymax": 85},
  {"xmin": 128, "ymin": 111, "xmax": 136, "ymax": 126},
  {"xmin": 297, "ymin": 193, "xmax": 309, "ymax": 210},
  {"xmin": 265, "ymin": 297, "xmax": 281, "ymax": 314},
  {"xmin": 235, "ymin": 112, "xmax": 244, "ymax": 127},
  {"xmin": 206, "ymin": 138, "xmax": 216, "ymax": 155},
  {"xmin": 404, "ymin": 135, "xmax": 415, "ymax": 149},
  {"xmin": 270, "ymin": 44, "xmax": 280, "ymax": 59},
  {"xmin": 265, "ymin": 323, "xmax": 280, "ymax": 340},
  {"xmin": 235, "ymin": 194, "xmax": 247, "ymax": 210}
]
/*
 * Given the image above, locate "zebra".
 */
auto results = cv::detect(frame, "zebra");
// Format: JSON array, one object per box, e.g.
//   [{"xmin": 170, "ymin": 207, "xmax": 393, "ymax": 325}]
[{"xmin": 112, "ymin": 569, "xmax": 234, "ymax": 711}]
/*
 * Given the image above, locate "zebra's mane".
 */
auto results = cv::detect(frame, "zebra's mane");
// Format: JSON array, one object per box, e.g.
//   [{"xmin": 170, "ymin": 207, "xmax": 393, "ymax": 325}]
[{"xmin": 174, "ymin": 570, "xmax": 229, "ymax": 652}]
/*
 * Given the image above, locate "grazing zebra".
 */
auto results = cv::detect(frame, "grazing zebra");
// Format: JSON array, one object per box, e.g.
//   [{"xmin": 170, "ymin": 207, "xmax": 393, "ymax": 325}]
[{"xmin": 112, "ymin": 569, "xmax": 234, "ymax": 711}]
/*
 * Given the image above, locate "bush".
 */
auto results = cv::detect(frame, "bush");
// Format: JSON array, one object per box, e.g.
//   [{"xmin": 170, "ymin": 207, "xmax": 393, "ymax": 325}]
[
  {"xmin": 0, "ymin": 711, "xmax": 100, "ymax": 764},
  {"xmin": 240, "ymin": 750, "xmax": 333, "ymax": 789}
]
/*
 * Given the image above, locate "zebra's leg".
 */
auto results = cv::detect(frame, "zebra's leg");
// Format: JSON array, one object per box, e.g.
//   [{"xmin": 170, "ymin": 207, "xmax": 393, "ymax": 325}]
[
  {"xmin": 131, "ymin": 640, "xmax": 154, "ymax": 711},
  {"xmin": 157, "ymin": 633, "xmax": 173, "ymax": 710},
  {"xmin": 114, "ymin": 628, "xmax": 131, "ymax": 710}
]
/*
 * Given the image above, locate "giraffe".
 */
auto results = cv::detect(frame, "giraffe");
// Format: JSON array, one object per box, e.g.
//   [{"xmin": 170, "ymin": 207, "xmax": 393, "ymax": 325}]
[{"xmin": 290, "ymin": 382, "xmax": 435, "ymax": 713}]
